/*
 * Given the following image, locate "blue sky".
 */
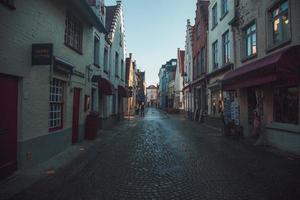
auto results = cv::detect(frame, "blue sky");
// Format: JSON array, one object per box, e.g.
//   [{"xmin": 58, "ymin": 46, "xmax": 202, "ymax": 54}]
[{"xmin": 106, "ymin": 0, "xmax": 197, "ymax": 86}]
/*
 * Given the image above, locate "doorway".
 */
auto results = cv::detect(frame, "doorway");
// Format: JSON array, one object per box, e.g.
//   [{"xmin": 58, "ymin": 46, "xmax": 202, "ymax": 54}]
[
  {"xmin": 72, "ymin": 88, "xmax": 80, "ymax": 143},
  {"xmin": 0, "ymin": 74, "xmax": 18, "ymax": 178}
]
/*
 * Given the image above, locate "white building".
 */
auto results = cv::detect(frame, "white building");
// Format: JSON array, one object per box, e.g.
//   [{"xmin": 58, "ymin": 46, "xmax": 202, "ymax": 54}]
[
  {"xmin": 183, "ymin": 19, "xmax": 194, "ymax": 117},
  {"xmin": 207, "ymin": 0, "xmax": 234, "ymax": 122},
  {"xmin": 174, "ymin": 48, "xmax": 185, "ymax": 110},
  {"xmin": 146, "ymin": 85, "xmax": 158, "ymax": 107},
  {"xmin": 0, "ymin": 0, "xmax": 107, "ymax": 174}
]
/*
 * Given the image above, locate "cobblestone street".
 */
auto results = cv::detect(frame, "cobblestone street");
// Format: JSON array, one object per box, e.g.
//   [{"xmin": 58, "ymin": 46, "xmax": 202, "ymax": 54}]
[{"xmin": 5, "ymin": 108, "xmax": 300, "ymax": 200}]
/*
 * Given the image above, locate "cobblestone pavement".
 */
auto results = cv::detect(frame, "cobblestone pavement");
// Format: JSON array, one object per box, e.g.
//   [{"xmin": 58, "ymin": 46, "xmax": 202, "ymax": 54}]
[{"xmin": 5, "ymin": 108, "xmax": 300, "ymax": 200}]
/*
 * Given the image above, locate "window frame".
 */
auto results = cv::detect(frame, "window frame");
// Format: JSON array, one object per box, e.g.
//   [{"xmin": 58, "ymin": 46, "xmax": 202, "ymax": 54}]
[
  {"xmin": 212, "ymin": 40, "xmax": 219, "ymax": 69},
  {"xmin": 115, "ymin": 52, "xmax": 119, "ymax": 78},
  {"xmin": 200, "ymin": 47, "xmax": 206, "ymax": 74},
  {"xmin": 221, "ymin": 0, "xmax": 228, "ymax": 19},
  {"xmin": 103, "ymin": 47, "xmax": 109, "ymax": 73},
  {"xmin": 121, "ymin": 59, "xmax": 124, "ymax": 81},
  {"xmin": 267, "ymin": 0, "xmax": 291, "ymax": 50},
  {"xmin": 48, "ymin": 79, "xmax": 64, "ymax": 132},
  {"xmin": 212, "ymin": 3, "xmax": 218, "ymax": 29},
  {"xmin": 64, "ymin": 12, "xmax": 83, "ymax": 54},
  {"xmin": 222, "ymin": 30, "xmax": 230, "ymax": 65},
  {"xmin": 93, "ymin": 36, "xmax": 100, "ymax": 67},
  {"xmin": 242, "ymin": 21, "xmax": 257, "ymax": 60}
]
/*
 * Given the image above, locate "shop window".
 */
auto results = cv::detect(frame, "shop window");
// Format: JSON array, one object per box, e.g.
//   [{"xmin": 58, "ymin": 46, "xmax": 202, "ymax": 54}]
[
  {"xmin": 273, "ymin": 86, "xmax": 299, "ymax": 125},
  {"xmin": 64, "ymin": 12, "xmax": 83, "ymax": 53},
  {"xmin": 268, "ymin": 0, "xmax": 290, "ymax": 47},
  {"xmin": 49, "ymin": 79, "xmax": 64, "ymax": 131}
]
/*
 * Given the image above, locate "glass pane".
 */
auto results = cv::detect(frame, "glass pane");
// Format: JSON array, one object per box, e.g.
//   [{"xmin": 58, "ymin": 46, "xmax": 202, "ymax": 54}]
[{"xmin": 281, "ymin": 1, "xmax": 288, "ymax": 11}]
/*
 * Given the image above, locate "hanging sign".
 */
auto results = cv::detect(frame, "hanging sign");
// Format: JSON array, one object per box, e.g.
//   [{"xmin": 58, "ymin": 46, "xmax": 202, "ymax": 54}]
[{"xmin": 32, "ymin": 43, "xmax": 53, "ymax": 65}]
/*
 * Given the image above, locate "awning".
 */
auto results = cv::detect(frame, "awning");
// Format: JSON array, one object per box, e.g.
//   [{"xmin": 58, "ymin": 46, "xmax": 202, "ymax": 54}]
[
  {"xmin": 99, "ymin": 77, "xmax": 114, "ymax": 95},
  {"xmin": 118, "ymin": 85, "xmax": 128, "ymax": 98},
  {"xmin": 53, "ymin": 56, "xmax": 74, "ymax": 75},
  {"xmin": 223, "ymin": 45, "xmax": 300, "ymax": 90}
]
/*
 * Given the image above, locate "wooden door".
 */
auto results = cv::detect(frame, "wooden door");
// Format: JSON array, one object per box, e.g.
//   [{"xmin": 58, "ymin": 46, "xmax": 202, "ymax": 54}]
[
  {"xmin": 72, "ymin": 88, "xmax": 80, "ymax": 143},
  {"xmin": 0, "ymin": 74, "xmax": 18, "ymax": 178}
]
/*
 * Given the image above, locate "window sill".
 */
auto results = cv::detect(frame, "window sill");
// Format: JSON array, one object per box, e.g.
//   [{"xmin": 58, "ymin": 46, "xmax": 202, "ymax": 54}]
[
  {"xmin": 241, "ymin": 53, "xmax": 257, "ymax": 63},
  {"xmin": 64, "ymin": 43, "xmax": 83, "ymax": 55},
  {"xmin": 266, "ymin": 122, "xmax": 300, "ymax": 134},
  {"xmin": 211, "ymin": 23, "xmax": 218, "ymax": 31},
  {"xmin": 266, "ymin": 39, "xmax": 291, "ymax": 54},
  {"xmin": 220, "ymin": 11, "xmax": 228, "ymax": 21}
]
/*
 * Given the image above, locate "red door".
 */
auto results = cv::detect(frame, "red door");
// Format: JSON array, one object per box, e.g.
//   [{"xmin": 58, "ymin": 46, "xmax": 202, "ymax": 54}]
[
  {"xmin": 0, "ymin": 74, "xmax": 18, "ymax": 178},
  {"xmin": 72, "ymin": 88, "xmax": 80, "ymax": 143}
]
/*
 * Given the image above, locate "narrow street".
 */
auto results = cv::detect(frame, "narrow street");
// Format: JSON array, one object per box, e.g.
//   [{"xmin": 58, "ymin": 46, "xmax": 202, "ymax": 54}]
[{"xmin": 6, "ymin": 108, "xmax": 300, "ymax": 200}]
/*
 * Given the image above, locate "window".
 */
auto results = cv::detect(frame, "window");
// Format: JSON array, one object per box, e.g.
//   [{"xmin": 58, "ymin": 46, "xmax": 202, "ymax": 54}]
[
  {"xmin": 212, "ymin": 40, "xmax": 218, "ymax": 69},
  {"xmin": 1, "ymin": 0, "xmax": 15, "ymax": 9},
  {"xmin": 200, "ymin": 47, "xmax": 206, "ymax": 74},
  {"xmin": 196, "ymin": 22, "xmax": 201, "ymax": 39},
  {"xmin": 64, "ymin": 12, "xmax": 83, "ymax": 53},
  {"xmin": 221, "ymin": 0, "xmax": 228, "ymax": 17},
  {"xmin": 212, "ymin": 3, "xmax": 218, "ymax": 28},
  {"xmin": 115, "ymin": 52, "xmax": 119, "ymax": 77},
  {"xmin": 49, "ymin": 79, "xmax": 64, "ymax": 131},
  {"xmin": 274, "ymin": 86, "xmax": 299, "ymax": 125},
  {"xmin": 104, "ymin": 47, "xmax": 108, "ymax": 72},
  {"xmin": 269, "ymin": 0, "xmax": 290, "ymax": 46},
  {"xmin": 121, "ymin": 59, "xmax": 124, "ymax": 81},
  {"xmin": 244, "ymin": 22, "xmax": 257, "ymax": 58},
  {"xmin": 197, "ymin": 52, "xmax": 201, "ymax": 77},
  {"xmin": 222, "ymin": 30, "xmax": 230, "ymax": 64},
  {"xmin": 94, "ymin": 36, "xmax": 100, "ymax": 67}
]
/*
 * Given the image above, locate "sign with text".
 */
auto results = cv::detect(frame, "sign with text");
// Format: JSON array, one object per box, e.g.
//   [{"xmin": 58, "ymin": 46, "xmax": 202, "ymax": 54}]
[{"xmin": 32, "ymin": 43, "xmax": 53, "ymax": 65}]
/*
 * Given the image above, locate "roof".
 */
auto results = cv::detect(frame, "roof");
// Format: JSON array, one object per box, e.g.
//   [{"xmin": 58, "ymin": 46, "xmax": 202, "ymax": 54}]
[
  {"xmin": 105, "ymin": 1, "xmax": 122, "ymax": 42},
  {"xmin": 105, "ymin": 5, "xmax": 117, "ymax": 32}
]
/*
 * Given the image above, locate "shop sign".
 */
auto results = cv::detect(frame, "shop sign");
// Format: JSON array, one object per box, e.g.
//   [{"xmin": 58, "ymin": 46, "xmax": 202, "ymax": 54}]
[{"xmin": 32, "ymin": 43, "xmax": 53, "ymax": 65}]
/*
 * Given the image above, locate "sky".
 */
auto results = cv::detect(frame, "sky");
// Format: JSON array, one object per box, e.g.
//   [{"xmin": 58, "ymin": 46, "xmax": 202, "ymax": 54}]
[{"xmin": 106, "ymin": 0, "xmax": 197, "ymax": 86}]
